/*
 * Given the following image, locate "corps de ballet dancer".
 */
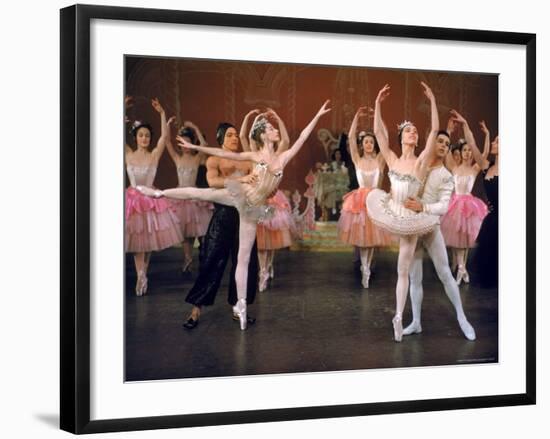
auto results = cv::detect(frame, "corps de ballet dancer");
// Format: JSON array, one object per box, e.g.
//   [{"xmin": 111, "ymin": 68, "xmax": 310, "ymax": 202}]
[
  {"xmin": 401, "ymin": 129, "xmax": 476, "ymax": 340},
  {"xmin": 138, "ymin": 100, "xmax": 331, "ymax": 330},
  {"xmin": 165, "ymin": 120, "xmax": 213, "ymax": 273},
  {"xmin": 240, "ymin": 108, "xmax": 298, "ymax": 292},
  {"xmin": 441, "ymin": 111, "xmax": 490, "ymax": 285},
  {"xmin": 124, "ymin": 97, "xmax": 183, "ymax": 295},
  {"xmin": 337, "ymin": 106, "xmax": 393, "ymax": 288},
  {"xmin": 366, "ymin": 82, "xmax": 441, "ymax": 342}
]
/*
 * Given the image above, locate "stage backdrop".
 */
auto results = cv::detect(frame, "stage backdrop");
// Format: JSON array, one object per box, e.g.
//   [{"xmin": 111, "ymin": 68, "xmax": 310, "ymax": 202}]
[{"xmin": 125, "ymin": 57, "xmax": 498, "ymax": 197}]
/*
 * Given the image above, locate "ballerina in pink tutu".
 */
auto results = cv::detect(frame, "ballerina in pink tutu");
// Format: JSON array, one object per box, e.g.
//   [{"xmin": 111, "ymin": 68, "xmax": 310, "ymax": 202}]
[
  {"xmin": 441, "ymin": 111, "xmax": 490, "ymax": 285},
  {"xmin": 138, "ymin": 101, "xmax": 331, "ymax": 329},
  {"xmin": 165, "ymin": 120, "xmax": 214, "ymax": 273},
  {"xmin": 239, "ymin": 108, "xmax": 298, "ymax": 292},
  {"xmin": 125, "ymin": 97, "xmax": 183, "ymax": 295},
  {"xmin": 337, "ymin": 106, "xmax": 393, "ymax": 288}
]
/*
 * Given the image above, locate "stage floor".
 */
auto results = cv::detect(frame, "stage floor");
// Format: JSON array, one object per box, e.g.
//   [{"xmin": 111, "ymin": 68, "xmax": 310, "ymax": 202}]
[{"xmin": 125, "ymin": 248, "xmax": 498, "ymax": 382}]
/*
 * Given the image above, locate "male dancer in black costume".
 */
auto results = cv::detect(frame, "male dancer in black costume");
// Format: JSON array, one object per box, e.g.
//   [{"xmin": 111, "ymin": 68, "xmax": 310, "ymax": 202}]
[{"xmin": 182, "ymin": 122, "xmax": 258, "ymax": 329}]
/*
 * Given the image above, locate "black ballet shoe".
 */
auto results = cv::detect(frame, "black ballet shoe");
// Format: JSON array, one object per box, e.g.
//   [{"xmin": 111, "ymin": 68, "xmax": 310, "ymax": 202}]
[
  {"xmin": 232, "ymin": 314, "xmax": 256, "ymax": 326},
  {"xmin": 182, "ymin": 317, "xmax": 199, "ymax": 330}
]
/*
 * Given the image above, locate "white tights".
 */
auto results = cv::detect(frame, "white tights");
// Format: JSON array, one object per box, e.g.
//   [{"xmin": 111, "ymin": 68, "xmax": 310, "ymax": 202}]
[{"xmin": 406, "ymin": 226, "xmax": 475, "ymax": 339}]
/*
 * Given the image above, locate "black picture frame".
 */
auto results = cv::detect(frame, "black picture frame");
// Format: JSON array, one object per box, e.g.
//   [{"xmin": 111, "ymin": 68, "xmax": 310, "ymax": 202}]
[{"xmin": 60, "ymin": 4, "xmax": 536, "ymax": 434}]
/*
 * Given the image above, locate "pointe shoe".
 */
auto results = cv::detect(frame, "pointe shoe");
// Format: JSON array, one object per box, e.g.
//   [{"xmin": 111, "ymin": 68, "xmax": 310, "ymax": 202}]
[
  {"xmin": 456, "ymin": 265, "xmax": 466, "ymax": 286},
  {"xmin": 458, "ymin": 318, "xmax": 476, "ymax": 341},
  {"xmin": 392, "ymin": 314, "xmax": 403, "ymax": 342},
  {"xmin": 232, "ymin": 298, "xmax": 248, "ymax": 331},
  {"xmin": 142, "ymin": 275, "xmax": 148, "ymax": 295},
  {"xmin": 269, "ymin": 263, "xmax": 274, "ymax": 279},
  {"xmin": 135, "ymin": 270, "xmax": 146, "ymax": 296},
  {"xmin": 259, "ymin": 269, "xmax": 269, "ymax": 292},
  {"xmin": 463, "ymin": 269, "xmax": 470, "ymax": 284},
  {"xmin": 181, "ymin": 258, "xmax": 193, "ymax": 273},
  {"xmin": 360, "ymin": 266, "xmax": 371, "ymax": 289},
  {"xmin": 403, "ymin": 320, "xmax": 422, "ymax": 336}
]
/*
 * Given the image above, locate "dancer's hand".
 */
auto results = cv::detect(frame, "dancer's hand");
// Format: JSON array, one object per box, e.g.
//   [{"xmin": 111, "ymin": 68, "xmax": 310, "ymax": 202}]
[
  {"xmin": 176, "ymin": 135, "xmax": 198, "ymax": 150},
  {"xmin": 375, "ymin": 84, "xmax": 390, "ymax": 104},
  {"xmin": 404, "ymin": 197, "xmax": 423, "ymax": 212},
  {"xmin": 446, "ymin": 117, "xmax": 456, "ymax": 135},
  {"xmin": 420, "ymin": 81, "xmax": 435, "ymax": 101},
  {"xmin": 167, "ymin": 116, "xmax": 176, "ymax": 127},
  {"xmin": 479, "ymin": 120, "xmax": 489, "ymax": 135},
  {"xmin": 316, "ymin": 100, "xmax": 331, "ymax": 118},
  {"xmin": 238, "ymin": 173, "xmax": 259, "ymax": 185},
  {"xmin": 136, "ymin": 185, "xmax": 163, "ymax": 198},
  {"xmin": 183, "ymin": 120, "xmax": 197, "ymax": 129},
  {"xmin": 125, "ymin": 95, "xmax": 133, "ymax": 109},
  {"xmin": 151, "ymin": 97, "xmax": 164, "ymax": 114},
  {"xmin": 450, "ymin": 109, "xmax": 467, "ymax": 125}
]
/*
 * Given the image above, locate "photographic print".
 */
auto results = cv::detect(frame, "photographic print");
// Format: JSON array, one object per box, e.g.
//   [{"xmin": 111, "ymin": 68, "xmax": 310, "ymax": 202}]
[
  {"xmin": 124, "ymin": 56, "xmax": 499, "ymax": 381},
  {"xmin": 61, "ymin": 4, "xmax": 534, "ymax": 433}
]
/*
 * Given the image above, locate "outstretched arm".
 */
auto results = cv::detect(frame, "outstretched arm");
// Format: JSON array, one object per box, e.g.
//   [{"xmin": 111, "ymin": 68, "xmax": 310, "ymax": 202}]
[
  {"xmin": 150, "ymin": 98, "xmax": 168, "ymax": 161},
  {"xmin": 239, "ymin": 109, "xmax": 260, "ymax": 152},
  {"xmin": 267, "ymin": 108, "xmax": 290, "ymax": 154},
  {"xmin": 279, "ymin": 100, "xmax": 331, "ymax": 167},
  {"xmin": 176, "ymin": 136, "xmax": 258, "ymax": 162},
  {"xmin": 417, "ymin": 82, "xmax": 439, "ymax": 164},
  {"xmin": 373, "ymin": 84, "xmax": 398, "ymax": 168},
  {"xmin": 450, "ymin": 110, "xmax": 487, "ymax": 170}
]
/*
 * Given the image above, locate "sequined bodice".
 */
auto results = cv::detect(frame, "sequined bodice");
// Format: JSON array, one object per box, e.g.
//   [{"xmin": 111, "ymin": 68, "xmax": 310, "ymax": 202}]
[
  {"xmin": 454, "ymin": 174, "xmax": 476, "ymax": 195},
  {"xmin": 356, "ymin": 168, "xmax": 381, "ymax": 189},
  {"xmin": 126, "ymin": 164, "xmax": 157, "ymax": 188},
  {"xmin": 176, "ymin": 165, "xmax": 198, "ymax": 188},
  {"xmin": 388, "ymin": 170, "xmax": 422, "ymax": 203},
  {"xmin": 246, "ymin": 161, "xmax": 284, "ymax": 206}
]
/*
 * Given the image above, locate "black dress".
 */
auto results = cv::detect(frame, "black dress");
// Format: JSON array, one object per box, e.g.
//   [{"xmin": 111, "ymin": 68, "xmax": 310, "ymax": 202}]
[
  {"xmin": 185, "ymin": 203, "xmax": 258, "ymax": 307},
  {"xmin": 474, "ymin": 168, "xmax": 498, "ymax": 288}
]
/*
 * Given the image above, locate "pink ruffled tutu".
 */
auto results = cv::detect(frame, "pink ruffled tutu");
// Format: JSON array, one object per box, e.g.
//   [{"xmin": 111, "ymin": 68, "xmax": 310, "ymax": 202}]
[
  {"xmin": 338, "ymin": 187, "xmax": 394, "ymax": 247},
  {"xmin": 440, "ymin": 193, "xmax": 489, "ymax": 248},
  {"xmin": 125, "ymin": 187, "xmax": 183, "ymax": 253},
  {"xmin": 256, "ymin": 190, "xmax": 298, "ymax": 250},
  {"xmin": 171, "ymin": 199, "xmax": 214, "ymax": 238}
]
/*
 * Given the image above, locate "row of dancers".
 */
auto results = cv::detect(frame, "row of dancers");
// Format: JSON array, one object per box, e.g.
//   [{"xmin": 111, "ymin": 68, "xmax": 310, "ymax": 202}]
[{"xmin": 126, "ymin": 82, "xmax": 499, "ymax": 342}]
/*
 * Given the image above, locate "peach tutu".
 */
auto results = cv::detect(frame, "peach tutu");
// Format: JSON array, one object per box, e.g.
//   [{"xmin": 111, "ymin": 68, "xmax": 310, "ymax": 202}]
[
  {"xmin": 338, "ymin": 187, "xmax": 394, "ymax": 247},
  {"xmin": 440, "ymin": 193, "xmax": 489, "ymax": 248},
  {"xmin": 170, "ymin": 199, "xmax": 214, "ymax": 238},
  {"xmin": 125, "ymin": 187, "xmax": 183, "ymax": 253},
  {"xmin": 256, "ymin": 190, "xmax": 299, "ymax": 250}
]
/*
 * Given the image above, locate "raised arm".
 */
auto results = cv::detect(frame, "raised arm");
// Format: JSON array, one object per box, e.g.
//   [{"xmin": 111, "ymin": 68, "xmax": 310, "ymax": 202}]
[
  {"xmin": 124, "ymin": 95, "xmax": 134, "ymax": 156},
  {"xmin": 239, "ymin": 109, "xmax": 260, "ymax": 152},
  {"xmin": 279, "ymin": 100, "xmax": 331, "ymax": 167},
  {"xmin": 164, "ymin": 117, "xmax": 179, "ymax": 162},
  {"xmin": 479, "ymin": 120, "xmax": 491, "ymax": 161},
  {"xmin": 373, "ymin": 84, "xmax": 398, "ymax": 168},
  {"xmin": 348, "ymin": 107, "xmax": 367, "ymax": 165},
  {"xmin": 266, "ymin": 108, "xmax": 290, "ymax": 154},
  {"xmin": 450, "ymin": 110, "xmax": 487, "ymax": 170},
  {"xmin": 417, "ymin": 82, "xmax": 439, "ymax": 164},
  {"xmin": 176, "ymin": 136, "xmax": 258, "ymax": 162},
  {"xmin": 150, "ymin": 98, "xmax": 168, "ymax": 161}
]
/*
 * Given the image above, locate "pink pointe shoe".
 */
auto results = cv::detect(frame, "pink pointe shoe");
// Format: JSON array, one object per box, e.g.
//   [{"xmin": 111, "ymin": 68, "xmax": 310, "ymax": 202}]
[
  {"xmin": 392, "ymin": 314, "xmax": 403, "ymax": 342},
  {"xmin": 232, "ymin": 298, "xmax": 248, "ymax": 331}
]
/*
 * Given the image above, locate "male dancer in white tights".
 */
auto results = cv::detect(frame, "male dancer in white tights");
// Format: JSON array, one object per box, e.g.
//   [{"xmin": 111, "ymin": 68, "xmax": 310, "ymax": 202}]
[{"xmin": 402, "ymin": 130, "xmax": 476, "ymax": 340}]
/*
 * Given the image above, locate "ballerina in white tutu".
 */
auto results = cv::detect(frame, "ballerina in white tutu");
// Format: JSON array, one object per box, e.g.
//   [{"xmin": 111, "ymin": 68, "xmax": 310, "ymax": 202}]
[{"xmin": 366, "ymin": 82, "xmax": 440, "ymax": 341}]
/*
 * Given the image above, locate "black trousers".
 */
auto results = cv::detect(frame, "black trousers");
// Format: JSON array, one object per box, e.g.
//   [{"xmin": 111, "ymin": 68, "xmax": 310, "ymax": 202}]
[{"xmin": 185, "ymin": 203, "xmax": 258, "ymax": 307}]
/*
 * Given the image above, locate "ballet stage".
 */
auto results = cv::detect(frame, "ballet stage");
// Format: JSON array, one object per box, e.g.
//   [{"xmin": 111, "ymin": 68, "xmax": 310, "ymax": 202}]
[{"xmin": 125, "ymin": 246, "xmax": 498, "ymax": 382}]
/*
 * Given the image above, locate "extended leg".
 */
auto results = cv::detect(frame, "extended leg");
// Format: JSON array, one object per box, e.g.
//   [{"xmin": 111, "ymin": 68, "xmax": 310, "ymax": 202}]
[{"xmin": 425, "ymin": 228, "xmax": 476, "ymax": 340}]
